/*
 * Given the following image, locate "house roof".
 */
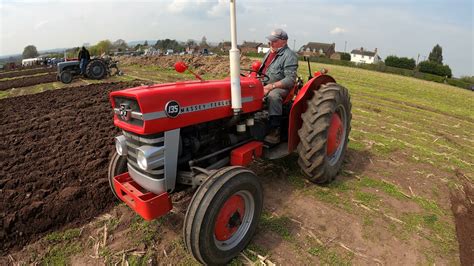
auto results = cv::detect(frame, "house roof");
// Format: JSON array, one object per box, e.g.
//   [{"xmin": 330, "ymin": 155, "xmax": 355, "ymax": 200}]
[
  {"xmin": 241, "ymin": 41, "xmax": 263, "ymax": 48},
  {"xmin": 351, "ymin": 49, "xmax": 376, "ymax": 57},
  {"xmin": 300, "ymin": 42, "xmax": 335, "ymax": 53}
]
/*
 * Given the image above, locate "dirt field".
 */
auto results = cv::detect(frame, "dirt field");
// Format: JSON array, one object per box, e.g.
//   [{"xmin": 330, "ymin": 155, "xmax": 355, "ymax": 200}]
[
  {"xmin": 0, "ymin": 67, "xmax": 54, "ymax": 79},
  {"xmin": 0, "ymin": 81, "xmax": 142, "ymax": 253},
  {"xmin": 0, "ymin": 73, "xmax": 57, "ymax": 91},
  {"xmin": 0, "ymin": 57, "xmax": 472, "ymax": 265},
  {"xmin": 118, "ymin": 54, "xmax": 254, "ymax": 76}
]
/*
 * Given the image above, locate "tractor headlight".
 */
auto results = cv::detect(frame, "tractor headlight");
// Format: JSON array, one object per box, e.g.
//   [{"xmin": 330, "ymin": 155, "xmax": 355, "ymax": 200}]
[
  {"xmin": 136, "ymin": 145, "xmax": 165, "ymax": 171},
  {"xmin": 115, "ymin": 135, "xmax": 128, "ymax": 156},
  {"xmin": 137, "ymin": 149, "xmax": 148, "ymax": 170}
]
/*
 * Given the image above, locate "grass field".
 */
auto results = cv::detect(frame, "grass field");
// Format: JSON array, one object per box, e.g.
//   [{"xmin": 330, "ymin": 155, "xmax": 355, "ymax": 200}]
[{"xmin": 4, "ymin": 60, "xmax": 473, "ymax": 265}]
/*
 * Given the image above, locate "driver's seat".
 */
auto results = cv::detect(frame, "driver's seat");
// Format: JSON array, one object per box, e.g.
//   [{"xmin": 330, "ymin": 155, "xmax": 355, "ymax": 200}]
[{"xmin": 283, "ymin": 76, "xmax": 303, "ymax": 105}]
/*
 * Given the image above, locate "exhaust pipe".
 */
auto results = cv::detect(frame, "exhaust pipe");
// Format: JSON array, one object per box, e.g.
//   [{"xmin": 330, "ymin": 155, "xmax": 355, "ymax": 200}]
[{"xmin": 229, "ymin": 0, "xmax": 241, "ymax": 115}]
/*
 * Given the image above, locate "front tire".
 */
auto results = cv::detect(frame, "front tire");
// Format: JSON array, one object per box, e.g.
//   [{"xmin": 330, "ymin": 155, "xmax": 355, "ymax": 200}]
[
  {"xmin": 107, "ymin": 151, "xmax": 128, "ymax": 200},
  {"xmin": 59, "ymin": 70, "xmax": 73, "ymax": 84},
  {"xmin": 297, "ymin": 82, "xmax": 352, "ymax": 184},
  {"xmin": 183, "ymin": 166, "xmax": 263, "ymax": 265}
]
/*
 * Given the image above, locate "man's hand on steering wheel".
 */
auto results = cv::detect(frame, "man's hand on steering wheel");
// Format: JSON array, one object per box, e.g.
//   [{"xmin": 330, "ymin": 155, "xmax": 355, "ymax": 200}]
[{"xmin": 240, "ymin": 68, "xmax": 270, "ymax": 83}]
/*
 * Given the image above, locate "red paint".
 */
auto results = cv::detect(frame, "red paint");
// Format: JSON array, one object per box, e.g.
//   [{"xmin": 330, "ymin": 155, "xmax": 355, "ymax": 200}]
[
  {"xmin": 230, "ymin": 141, "xmax": 263, "ymax": 166},
  {"xmin": 326, "ymin": 113, "xmax": 343, "ymax": 156},
  {"xmin": 251, "ymin": 61, "xmax": 262, "ymax": 72},
  {"xmin": 214, "ymin": 195, "xmax": 245, "ymax": 241},
  {"xmin": 174, "ymin": 61, "xmax": 188, "ymax": 73},
  {"xmin": 113, "ymin": 172, "xmax": 172, "ymax": 221},
  {"xmin": 110, "ymin": 77, "xmax": 264, "ymax": 135},
  {"xmin": 288, "ymin": 74, "xmax": 336, "ymax": 152}
]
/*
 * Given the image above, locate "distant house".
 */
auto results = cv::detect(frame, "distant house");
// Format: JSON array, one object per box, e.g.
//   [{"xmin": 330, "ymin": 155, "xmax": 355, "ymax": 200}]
[
  {"xmin": 143, "ymin": 47, "xmax": 161, "ymax": 56},
  {"xmin": 218, "ymin": 41, "xmax": 232, "ymax": 52},
  {"xmin": 350, "ymin": 47, "xmax": 381, "ymax": 64},
  {"xmin": 299, "ymin": 42, "xmax": 336, "ymax": 58},
  {"xmin": 258, "ymin": 44, "xmax": 270, "ymax": 54},
  {"xmin": 240, "ymin": 41, "xmax": 263, "ymax": 54},
  {"xmin": 186, "ymin": 45, "xmax": 200, "ymax": 54}
]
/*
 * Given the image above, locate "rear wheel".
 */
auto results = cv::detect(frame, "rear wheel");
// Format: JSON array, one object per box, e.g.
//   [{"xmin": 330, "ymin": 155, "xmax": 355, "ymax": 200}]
[
  {"xmin": 107, "ymin": 151, "xmax": 128, "ymax": 200},
  {"xmin": 86, "ymin": 59, "xmax": 107, "ymax": 79},
  {"xmin": 59, "ymin": 70, "xmax": 73, "ymax": 84},
  {"xmin": 183, "ymin": 166, "xmax": 263, "ymax": 265},
  {"xmin": 297, "ymin": 82, "xmax": 352, "ymax": 183}
]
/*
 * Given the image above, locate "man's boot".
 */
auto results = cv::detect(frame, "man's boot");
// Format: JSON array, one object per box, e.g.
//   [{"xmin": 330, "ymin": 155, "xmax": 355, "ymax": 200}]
[{"xmin": 264, "ymin": 127, "xmax": 280, "ymax": 144}]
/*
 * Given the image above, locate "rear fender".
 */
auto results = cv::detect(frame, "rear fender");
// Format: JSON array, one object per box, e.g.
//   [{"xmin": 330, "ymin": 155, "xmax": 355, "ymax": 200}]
[{"xmin": 288, "ymin": 74, "xmax": 336, "ymax": 152}]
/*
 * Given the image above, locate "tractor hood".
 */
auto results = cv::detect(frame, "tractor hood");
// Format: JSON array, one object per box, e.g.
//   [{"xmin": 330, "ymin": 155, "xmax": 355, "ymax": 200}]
[{"xmin": 110, "ymin": 78, "xmax": 263, "ymax": 135}]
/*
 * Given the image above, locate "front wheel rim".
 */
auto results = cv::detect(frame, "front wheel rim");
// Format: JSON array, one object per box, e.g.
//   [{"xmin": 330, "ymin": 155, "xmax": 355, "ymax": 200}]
[{"xmin": 213, "ymin": 190, "xmax": 255, "ymax": 251}]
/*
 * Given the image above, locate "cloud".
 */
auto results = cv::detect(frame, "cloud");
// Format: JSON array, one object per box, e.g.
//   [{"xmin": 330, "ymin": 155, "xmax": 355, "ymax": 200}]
[
  {"xmin": 167, "ymin": 0, "xmax": 186, "ymax": 13},
  {"xmin": 207, "ymin": 0, "xmax": 227, "ymax": 17},
  {"xmin": 34, "ymin": 20, "xmax": 49, "ymax": 30},
  {"xmin": 166, "ymin": 0, "xmax": 227, "ymax": 18},
  {"xmin": 330, "ymin": 27, "xmax": 346, "ymax": 35}
]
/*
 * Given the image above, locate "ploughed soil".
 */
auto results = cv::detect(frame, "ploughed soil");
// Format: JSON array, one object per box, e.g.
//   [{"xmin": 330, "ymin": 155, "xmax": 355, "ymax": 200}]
[
  {"xmin": 0, "ymin": 67, "xmax": 55, "ymax": 79},
  {"xmin": 450, "ymin": 174, "xmax": 474, "ymax": 266},
  {"xmin": 0, "ymin": 73, "xmax": 57, "ymax": 91},
  {"xmin": 118, "ymin": 54, "xmax": 254, "ymax": 76},
  {"xmin": 0, "ymin": 81, "xmax": 143, "ymax": 254}
]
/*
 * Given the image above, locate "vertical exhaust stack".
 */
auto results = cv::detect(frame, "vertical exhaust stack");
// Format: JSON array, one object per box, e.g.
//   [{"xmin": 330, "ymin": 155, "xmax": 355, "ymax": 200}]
[{"xmin": 229, "ymin": 0, "xmax": 241, "ymax": 115}]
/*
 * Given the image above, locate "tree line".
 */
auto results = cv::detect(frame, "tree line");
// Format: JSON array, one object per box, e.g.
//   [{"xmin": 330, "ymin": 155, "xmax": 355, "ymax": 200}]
[
  {"xmin": 385, "ymin": 44, "xmax": 452, "ymax": 78},
  {"xmin": 21, "ymin": 36, "xmax": 211, "ymax": 59}
]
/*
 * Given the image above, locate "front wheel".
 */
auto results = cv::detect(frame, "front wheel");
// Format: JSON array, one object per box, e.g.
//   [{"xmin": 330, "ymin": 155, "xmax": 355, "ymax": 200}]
[
  {"xmin": 297, "ymin": 82, "xmax": 352, "ymax": 184},
  {"xmin": 107, "ymin": 151, "xmax": 128, "ymax": 200},
  {"xmin": 59, "ymin": 70, "xmax": 73, "ymax": 84},
  {"xmin": 183, "ymin": 166, "xmax": 263, "ymax": 265}
]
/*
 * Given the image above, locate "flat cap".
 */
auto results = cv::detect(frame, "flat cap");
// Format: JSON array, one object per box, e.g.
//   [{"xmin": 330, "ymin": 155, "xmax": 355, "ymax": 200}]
[{"xmin": 266, "ymin": 28, "xmax": 288, "ymax": 41}]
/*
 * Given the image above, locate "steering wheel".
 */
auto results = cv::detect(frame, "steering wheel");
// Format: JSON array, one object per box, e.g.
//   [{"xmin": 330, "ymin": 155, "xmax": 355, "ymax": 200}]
[{"xmin": 240, "ymin": 68, "xmax": 270, "ymax": 83}]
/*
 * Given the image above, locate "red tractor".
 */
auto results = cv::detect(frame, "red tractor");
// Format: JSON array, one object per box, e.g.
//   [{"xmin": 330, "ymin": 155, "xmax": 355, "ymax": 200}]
[{"xmin": 107, "ymin": 2, "xmax": 351, "ymax": 264}]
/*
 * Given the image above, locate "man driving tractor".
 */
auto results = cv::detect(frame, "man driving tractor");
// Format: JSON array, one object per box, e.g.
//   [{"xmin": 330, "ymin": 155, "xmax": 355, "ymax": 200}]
[{"xmin": 259, "ymin": 28, "xmax": 298, "ymax": 144}]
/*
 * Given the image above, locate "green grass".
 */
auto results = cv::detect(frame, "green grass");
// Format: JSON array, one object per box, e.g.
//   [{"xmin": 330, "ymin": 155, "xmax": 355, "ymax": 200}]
[
  {"xmin": 0, "ymin": 72, "xmax": 52, "ymax": 81},
  {"xmin": 43, "ymin": 243, "xmax": 82, "ymax": 265},
  {"xmin": 306, "ymin": 236, "xmax": 353, "ymax": 265},
  {"xmin": 358, "ymin": 176, "xmax": 408, "ymax": 200},
  {"xmin": 129, "ymin": 215, "xmax": 161, "ymax": 245},
  {"xmin": 259, "ymin": 212, "xmax": 292, "ymax": 240},
  {"xmin": 42, "ymin": 228, "xmax": 83, "ymax": 264},
  {"xmin": 354, "ymin": 191, "xmax": 381, "ymax": 207},
  {"xmin": 45, "ymin": 228, "xmax": 81, "ymax": 243}
]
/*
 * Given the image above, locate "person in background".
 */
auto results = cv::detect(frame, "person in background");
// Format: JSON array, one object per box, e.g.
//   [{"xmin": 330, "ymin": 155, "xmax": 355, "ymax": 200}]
[
  {"xmin": 78, "ymin": 46, "xmax": 91, "ymax": 75},
  {"xmin": 259, "ymin": 28, "xmax": 298, "ymax": 144}
]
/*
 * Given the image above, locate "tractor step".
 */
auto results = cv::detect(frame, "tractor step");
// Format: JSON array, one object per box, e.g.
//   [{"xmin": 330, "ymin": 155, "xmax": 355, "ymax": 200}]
[
  {"xmin": 113, "ymin": 173, "xmax": 172, "ymax": 221},
  {"xmin": 263, "ymin": 142, "xmax": 290, "ymax": 160}
]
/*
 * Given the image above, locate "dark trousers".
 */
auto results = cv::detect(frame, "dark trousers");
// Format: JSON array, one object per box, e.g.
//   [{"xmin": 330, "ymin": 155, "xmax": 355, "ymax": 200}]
[{"xmin": 79, "ymin": 59, "xmax": 89, "ymax": 74}]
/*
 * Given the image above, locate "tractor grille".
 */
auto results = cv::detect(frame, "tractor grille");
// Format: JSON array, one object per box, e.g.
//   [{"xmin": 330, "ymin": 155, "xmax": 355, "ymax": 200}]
[
  {"xmin": 123, "ymin": 130, "xmax": 165, "ymax": 180},
  {"xmin": 114, "ymin": 97, "xmax": 144, "ymax": 126}
]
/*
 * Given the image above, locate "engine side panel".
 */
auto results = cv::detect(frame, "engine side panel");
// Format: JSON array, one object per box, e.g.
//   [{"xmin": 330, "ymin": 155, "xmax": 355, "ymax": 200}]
[{"xmin": 110, "ymin": 78, "xmax": 264, "ymax": 135}]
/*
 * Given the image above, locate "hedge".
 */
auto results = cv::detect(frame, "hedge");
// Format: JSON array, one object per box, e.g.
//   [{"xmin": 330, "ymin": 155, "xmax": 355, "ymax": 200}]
[{"xmin": 299, "ymin": 56, "xmax": 469, "ymax": 90}]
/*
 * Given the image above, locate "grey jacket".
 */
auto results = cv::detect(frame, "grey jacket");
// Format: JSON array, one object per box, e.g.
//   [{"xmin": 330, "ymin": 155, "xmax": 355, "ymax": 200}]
[{"xmin": 259, "ymin": 45, "xmax": 298, "ymax": 89}]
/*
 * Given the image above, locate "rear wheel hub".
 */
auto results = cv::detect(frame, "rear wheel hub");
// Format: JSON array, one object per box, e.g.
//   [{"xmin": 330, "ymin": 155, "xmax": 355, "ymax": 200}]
[{"xmin": 327, "ymin": 112, "xmax": 343, "ymax": 156}]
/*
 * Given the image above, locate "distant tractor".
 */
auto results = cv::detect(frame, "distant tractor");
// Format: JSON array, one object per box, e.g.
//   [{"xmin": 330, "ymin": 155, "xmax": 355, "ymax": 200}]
[{"xmin": 57, "ymin": 58, "xmax": 121, "ymax": 84}]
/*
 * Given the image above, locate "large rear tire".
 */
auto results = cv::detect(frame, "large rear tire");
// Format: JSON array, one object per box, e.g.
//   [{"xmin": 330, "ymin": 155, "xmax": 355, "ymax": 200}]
[
  {"xmin": 297, "ymin": 82, "xmax": 352, "ymax": 184},
  {"xmin": 183, "ymin": 166, "xmax": 263, "ymax": 265},
  {"xmin": 107, "ymin": 151, "xmax": 128, "ymax": 200},
  {"xmin": 86, "ymin": 59, "xmax": 107, "ymax": 80}
]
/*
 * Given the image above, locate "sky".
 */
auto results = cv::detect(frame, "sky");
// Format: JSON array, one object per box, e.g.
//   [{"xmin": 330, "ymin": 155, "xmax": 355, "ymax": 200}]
[{"xmin": 0, "ymin": 0, "xmax": 472, "ymax": 77}]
